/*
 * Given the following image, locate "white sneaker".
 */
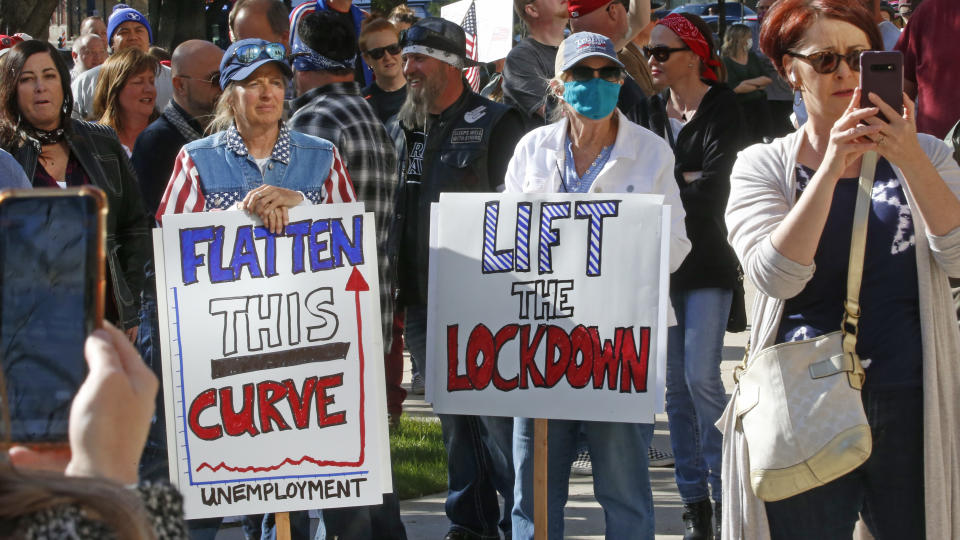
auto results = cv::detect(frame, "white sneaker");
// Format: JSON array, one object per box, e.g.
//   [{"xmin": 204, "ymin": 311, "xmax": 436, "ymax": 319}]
[
  {"xmin": 411, "ymin": 374, "xmax": 425, "ymax": 395},
  {"xmin": 571, "ymin": 450, "xmax": 592, "ymax": 475}
]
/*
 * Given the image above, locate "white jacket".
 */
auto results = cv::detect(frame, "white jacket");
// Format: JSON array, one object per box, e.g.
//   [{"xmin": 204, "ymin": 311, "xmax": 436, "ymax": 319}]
[
  {"xmin": 722, "ymin": 129, "xmax": 960, "ymax": 539},
  {"xmin": 504, "ymin": 110, "xmax": 692, "ymax": 275}
]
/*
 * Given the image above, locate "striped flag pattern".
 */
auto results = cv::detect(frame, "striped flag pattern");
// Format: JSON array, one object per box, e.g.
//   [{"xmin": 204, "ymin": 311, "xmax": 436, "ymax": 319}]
[{"xmin": 461, "ymin": 0, "xmax": 480, "ymax": 91}]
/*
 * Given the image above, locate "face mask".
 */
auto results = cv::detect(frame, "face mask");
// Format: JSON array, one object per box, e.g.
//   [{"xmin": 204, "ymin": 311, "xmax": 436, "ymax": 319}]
[
  {"xmin": 746, "ymin": 39, "xmax": 754, "ymax": 49},
  {"xmin": 562, "ymin": 78, "xmax": 621, "ymax": 120}
]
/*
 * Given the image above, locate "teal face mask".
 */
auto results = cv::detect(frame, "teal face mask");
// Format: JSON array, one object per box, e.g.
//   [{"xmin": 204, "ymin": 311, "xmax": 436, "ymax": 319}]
[{"xmin": 562, "ymin": 78, "xmax": 621, "ymax": 120}]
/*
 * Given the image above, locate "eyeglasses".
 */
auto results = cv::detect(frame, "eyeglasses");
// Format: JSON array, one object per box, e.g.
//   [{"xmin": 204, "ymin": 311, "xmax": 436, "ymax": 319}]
[
  {"xmin": 178, "ymin": 72, "xmax": 220, "ymax": 85},
  {"xmin": 569, "ymin": 65, "xmax": 624, "ymax": 82},
  {"xmin": 364, "ymin": 43, "xmax": 402, "ymax": 60},
  {"xmin": 231, "ymin": 42, "xmax": 286, "ymax": 65},
  {"xmin": 642, "ymin": 45, "xmax": 690, "ymax": 62},
  {"xmin": 787, "ymin": 49, "xmax": 866, "ymax": 74}
]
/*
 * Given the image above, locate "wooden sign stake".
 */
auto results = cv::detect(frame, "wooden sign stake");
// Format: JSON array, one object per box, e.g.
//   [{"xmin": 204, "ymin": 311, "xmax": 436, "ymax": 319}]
[
  {"xmin": 276, "ymin": 511, "xmax": 291, "ymax": 540},
  {"xmin": 534, "ymin": 418, "xmax": 548, "ymax": 540}
]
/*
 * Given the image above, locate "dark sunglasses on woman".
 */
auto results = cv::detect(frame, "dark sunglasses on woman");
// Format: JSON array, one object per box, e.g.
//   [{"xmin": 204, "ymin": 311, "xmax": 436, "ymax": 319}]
[
  {"xmin": 365, "ymin": 43, "xmax": 402, "ymax": 60},
  {"xmin": 232, "ymin": 42, "xmax": 287, "ymax": 64},
  {"xmin": 642, "ymin": 45, "xmax": 690, "ymax": 62},
  {"xmin": 786, "ymin": 49, "xmax": 867, "ymax": 74},
  {"xmin": 569, "ymin": 66, "xmax": 624, "ymax": 82}
]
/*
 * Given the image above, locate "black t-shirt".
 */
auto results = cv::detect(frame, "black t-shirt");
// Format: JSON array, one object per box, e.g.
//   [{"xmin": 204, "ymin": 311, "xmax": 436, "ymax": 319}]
[
  {"xmin": 363, "ymin": 83, "xmax": 407, "ymax": 123},
  {"xmin": 777, "ymin": 160, "xmax": 923, "ymax": 388},
  {"xmin": 397, "ymin": 129, "xmax": 426, "ymax": 304},
  {"xmin": 502, "ymin": 37, "xmax": 558, "ymax": 130}
]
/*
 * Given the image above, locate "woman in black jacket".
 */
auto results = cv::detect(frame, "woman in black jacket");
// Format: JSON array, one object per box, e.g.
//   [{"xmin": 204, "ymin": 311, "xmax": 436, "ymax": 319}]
[
  {"xmin": 0, "ymin": 40, "xmax": 150, "ymax": 338},
  {"xmin": 644, "ymin": 13, "xmax": 747, "ymax": 539}
]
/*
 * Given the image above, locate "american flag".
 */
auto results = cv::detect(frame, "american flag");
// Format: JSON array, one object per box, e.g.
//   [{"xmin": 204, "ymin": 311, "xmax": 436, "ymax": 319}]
[{"xmin": 461, "ymin": 0, "xmax": 480, "ymax": 91}]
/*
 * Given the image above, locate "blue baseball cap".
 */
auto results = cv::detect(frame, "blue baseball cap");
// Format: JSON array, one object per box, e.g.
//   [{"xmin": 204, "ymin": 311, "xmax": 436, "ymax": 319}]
[
  {"xmin": 107, "ymin": 4, "xmax": 153, "ymax": 45},
  {"xmin": 220, "ymin": 39, "xmax": 293, "ymax": 89},
  {"xmin": 559, "ymin": 32, "xmax": 624, "ymax": 72}
]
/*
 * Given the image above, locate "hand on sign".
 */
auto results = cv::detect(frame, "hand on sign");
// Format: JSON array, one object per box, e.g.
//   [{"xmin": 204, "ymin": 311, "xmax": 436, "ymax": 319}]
[
  {"xmin": 239, "ymin": 185, "xmax": 303, "ymax": 234},
  {"xmin": 64, "ymin": 322, "xmax": 158, "ymax": 485}
]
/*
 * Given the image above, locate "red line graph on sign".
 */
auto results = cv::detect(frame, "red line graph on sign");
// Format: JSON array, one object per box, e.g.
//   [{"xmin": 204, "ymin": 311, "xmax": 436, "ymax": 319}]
[{"xmin": 193, "ymin": 268, "xmax": 371, "ymax": 475}]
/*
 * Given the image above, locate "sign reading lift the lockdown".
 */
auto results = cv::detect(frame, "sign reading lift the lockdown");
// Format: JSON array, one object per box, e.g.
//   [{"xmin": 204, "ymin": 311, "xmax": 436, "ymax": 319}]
[
  {"xmin": 428, "ymin": 194, "xmax": 671, "ymax": 423},
  {"xmin": 153, "ymin": 204, "xmax": 390, "ymax": 520}
]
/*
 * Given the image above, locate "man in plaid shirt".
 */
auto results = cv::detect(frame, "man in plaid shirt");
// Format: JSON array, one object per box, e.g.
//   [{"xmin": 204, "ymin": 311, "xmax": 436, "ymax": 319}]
[
  {"xmin": 287, "ymin": 11, "xmax": 409, "ymax": 540},
  {"xmin": 289, "ymin": 10, "xmax": 399, "ymax": 348}
]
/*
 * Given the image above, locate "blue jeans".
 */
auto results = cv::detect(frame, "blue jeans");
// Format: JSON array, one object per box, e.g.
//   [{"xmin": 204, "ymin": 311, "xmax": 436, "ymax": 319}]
[
  {"xmin": 406, "ymin": 304, "xmax": 514, "ymax": 538},
  {"xmin": 666, "ymin": 288, "xmax": 732, "ymax": 504},
  {"xmin": 512, "ymin": 418, "xmax": 655, "ymax": 540},
  {"xmin": 765, "ymin": 387, "xmax": 924, "ymax": 540}
]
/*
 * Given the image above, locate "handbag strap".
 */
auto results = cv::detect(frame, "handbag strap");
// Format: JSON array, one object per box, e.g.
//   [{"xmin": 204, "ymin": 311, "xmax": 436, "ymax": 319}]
[{"xmin": 841, "ymin": 151, "xmax": 878, "ymax": 389}]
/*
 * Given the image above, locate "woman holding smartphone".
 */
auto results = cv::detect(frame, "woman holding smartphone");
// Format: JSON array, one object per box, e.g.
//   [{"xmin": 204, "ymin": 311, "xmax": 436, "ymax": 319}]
[
  {"xmin": 643, "ymin": 13, "xmax": 746, "ymax": 539},
  {"xmin": 723, "ymin": 0, "xmax": 960, "ymax": 537},
  {"xmin": 0, "ymin": 39, "xmax": 150, "ymax": 341}
]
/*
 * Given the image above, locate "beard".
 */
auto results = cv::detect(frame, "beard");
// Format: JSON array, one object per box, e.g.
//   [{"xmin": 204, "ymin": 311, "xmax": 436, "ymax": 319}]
[{"xmin": 398, "ymin": 70, "xmax": 447, "ymax": 129}]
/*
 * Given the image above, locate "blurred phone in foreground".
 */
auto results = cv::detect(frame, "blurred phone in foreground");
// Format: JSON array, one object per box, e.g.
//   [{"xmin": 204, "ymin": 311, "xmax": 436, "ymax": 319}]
[{"xmin": 0, "ymin": 187, "xmax": 106, "ymax": 449}]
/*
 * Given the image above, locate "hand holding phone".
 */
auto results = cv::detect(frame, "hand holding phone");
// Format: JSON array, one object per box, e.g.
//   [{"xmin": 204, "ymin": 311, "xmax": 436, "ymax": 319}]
[
  {"xmin": 9, "ymin": 323, "xmax": 157, "ymax": 484},
  {"xmin": 64, "ymin": 323, "xmax": 158, "ymax": 485},
  {"xmin": 1, "ymin": 187, "xmax": 106, "ymax": 449}
]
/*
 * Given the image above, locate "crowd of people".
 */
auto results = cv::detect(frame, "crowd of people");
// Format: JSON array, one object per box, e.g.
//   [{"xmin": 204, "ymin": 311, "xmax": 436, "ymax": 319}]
[{"xmin": 1, "ymin": 0, "xmax": 959, "ymax": 539}]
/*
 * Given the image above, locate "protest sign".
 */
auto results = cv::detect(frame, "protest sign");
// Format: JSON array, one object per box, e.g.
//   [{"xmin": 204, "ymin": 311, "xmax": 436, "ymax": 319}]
[
  {"xmin": 427, "ymin": 194, "xmax": 670, "ymax": 423},
  {"xmin": 441, "ymin": 0, "xmax": 514, "ymax": 62},
  {"xmin": 153, "ymin": 204, "xmax": 391, "ymax": 520}
]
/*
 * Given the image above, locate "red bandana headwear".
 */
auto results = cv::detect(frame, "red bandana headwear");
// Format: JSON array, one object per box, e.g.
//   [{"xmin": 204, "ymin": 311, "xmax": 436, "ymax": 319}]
[{"xmin": 656, "ymin": 14, "xmax": 721, "ymax": 82}]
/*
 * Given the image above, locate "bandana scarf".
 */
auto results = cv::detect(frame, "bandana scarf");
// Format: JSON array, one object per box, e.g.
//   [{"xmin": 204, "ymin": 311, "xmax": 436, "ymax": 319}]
[
  {"xmin": 656, "ymin": 14, "xmax": 721, "ymax": 82},
  {"xmin": 162, "ymin": 102, "xmax": 202, "ymax": 143},
  {"xmin": 291, "ymin": 33, "xmax": 357, "ymax": 73}
]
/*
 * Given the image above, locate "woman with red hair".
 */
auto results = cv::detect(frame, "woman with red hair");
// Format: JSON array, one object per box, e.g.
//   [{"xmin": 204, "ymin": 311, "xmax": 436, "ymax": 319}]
[
  {"xmin": 723, "ymin": 0, "xmax": 960, "ymax": 538},
  {"xmin": 645, "ymin": 12, "xmax": 747, "ymax": 540}
]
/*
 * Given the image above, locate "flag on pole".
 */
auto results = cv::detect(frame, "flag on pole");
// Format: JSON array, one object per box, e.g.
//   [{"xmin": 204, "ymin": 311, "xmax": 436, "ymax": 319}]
[{"xmin": 461, "ymin": 0, "xmax": 480, "ymax": 91}]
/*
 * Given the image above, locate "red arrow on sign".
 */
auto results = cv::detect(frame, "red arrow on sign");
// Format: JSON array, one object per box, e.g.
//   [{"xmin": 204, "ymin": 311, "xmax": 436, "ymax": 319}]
[{"xmin": 345, "ymin": 266, "xmax": 369, "ymax": 466}]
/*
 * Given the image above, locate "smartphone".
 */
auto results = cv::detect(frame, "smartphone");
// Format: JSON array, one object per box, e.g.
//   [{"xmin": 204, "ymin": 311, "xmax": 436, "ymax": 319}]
[
  {"xmin": 0, "ymin": 187, "xmax": 107, "ymax": 448},
  {"xmin": 859, "ymin": 51, "xmax": 903, "ymax": 123}
]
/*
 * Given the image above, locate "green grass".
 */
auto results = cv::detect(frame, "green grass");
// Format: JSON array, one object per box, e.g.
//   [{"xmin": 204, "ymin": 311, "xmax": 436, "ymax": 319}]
[{"xmin": 390, "ymin": 417, "xmax": 447, "ymax": 500}]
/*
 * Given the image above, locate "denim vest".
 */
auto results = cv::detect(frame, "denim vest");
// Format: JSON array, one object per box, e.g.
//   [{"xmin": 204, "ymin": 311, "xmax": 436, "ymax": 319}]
[{"xmin": 185, "ymin": 124, "xmax": 336, "ymax": 210}]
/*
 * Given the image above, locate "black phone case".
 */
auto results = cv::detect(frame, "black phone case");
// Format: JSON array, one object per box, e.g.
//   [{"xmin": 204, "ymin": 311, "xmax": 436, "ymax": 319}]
[{"xmin": 859, "ymin": 51, "xmax": 903, "ymax": 123}]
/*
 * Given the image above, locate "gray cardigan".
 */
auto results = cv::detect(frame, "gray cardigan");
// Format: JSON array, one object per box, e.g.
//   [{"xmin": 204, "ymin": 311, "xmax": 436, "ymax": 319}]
[{"xmin": 721, "ymin": 129, "xmax": 960, "ymax": 539}]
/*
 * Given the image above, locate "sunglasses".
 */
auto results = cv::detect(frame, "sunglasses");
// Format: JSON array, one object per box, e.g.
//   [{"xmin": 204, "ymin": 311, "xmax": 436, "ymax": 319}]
[
  {"xmin": 642, "ymin": 45, "xmax": 690, "ymax": 62},
  {"xmin": 232, "ymin": 42, "xmax": 287, "ymax": 65},
  {"xmin": 179, "ymin": 72, "xmax": 220, "ymax": 85},
  {"xmin": 365, "ymin": 43, "xmax": 402, "ymax": 60},
  {"xmin": 787, "ymin": 49, "xmax": 866, "ymax": 74},
  {"xmin": 569, "ymin": 65, "xmax": 624, "ymax": 82}
]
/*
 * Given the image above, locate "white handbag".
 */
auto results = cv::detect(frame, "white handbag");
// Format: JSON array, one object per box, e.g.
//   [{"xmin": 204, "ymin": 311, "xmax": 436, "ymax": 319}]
[{"xmin": 733, "ymin": 152, "xmax": 878, "ymax": 502}]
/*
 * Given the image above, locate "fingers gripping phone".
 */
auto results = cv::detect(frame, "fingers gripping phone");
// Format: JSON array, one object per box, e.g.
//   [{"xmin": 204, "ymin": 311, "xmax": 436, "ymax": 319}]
[
  {"xmin": 0, "ymin": 187, "xmax": 107, "ymax": 448},
  {"xmin": 859, "ymin": 51, "xmax": 903, "ymax": 123}
]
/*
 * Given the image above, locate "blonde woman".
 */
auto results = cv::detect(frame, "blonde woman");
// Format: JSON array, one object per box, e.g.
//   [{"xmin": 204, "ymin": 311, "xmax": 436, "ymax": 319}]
[
  {"xmin": 92, "ymin": 47, "xmax": 159, "ymax": 155},
  {"xmin": 156, "ymin": 38, "xmax": 356, "ymax": 234}
]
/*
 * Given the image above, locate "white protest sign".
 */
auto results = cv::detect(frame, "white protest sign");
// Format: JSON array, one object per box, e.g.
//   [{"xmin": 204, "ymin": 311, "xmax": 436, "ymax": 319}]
[
  {"xmin": 441, "ymin": 0, "xmax": 514, "ymax": 62},
  {"xmin": 154, "ymin": 204, "xmax": 391, "ymax": 520},
  {"xmin": 427, "ymin": 194, "xmax": 670, "ymax": 423}
]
